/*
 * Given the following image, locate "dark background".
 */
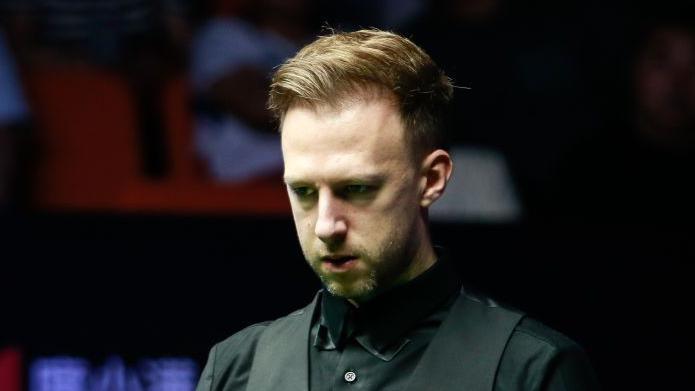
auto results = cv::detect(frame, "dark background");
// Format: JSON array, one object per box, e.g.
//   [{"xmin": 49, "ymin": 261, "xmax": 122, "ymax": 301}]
[
  {"xmin": 1, "ymin": 0, "xmax": 694, "ymax": 389},
  {"xmin": 2, "ymin": 214, "xmax": 692, "ymax": 389}
]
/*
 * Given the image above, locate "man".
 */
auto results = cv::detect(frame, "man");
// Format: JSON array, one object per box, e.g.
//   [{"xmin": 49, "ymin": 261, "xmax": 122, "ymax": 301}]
[
  {"xmin": 196, "ymin": 29, "xmax": 599, "ymax": 391},
  {"xmin": 548, "ymin": 17, "xmax": 695, "ymax": 224}
]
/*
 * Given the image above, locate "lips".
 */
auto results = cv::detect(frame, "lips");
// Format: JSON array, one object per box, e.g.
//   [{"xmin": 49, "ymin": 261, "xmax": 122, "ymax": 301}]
[
  {"xmin": 320, "ymin": 255, "xmax": 358, "ymax": 272},
  {"xmin": 321, "ymin": 255, "xmax": 356, "ymax": 265}
]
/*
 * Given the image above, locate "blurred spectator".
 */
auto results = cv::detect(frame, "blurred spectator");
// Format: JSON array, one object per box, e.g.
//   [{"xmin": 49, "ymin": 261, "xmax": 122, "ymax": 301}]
[
  {"xmin": 0, "ymin": 28, "xmax": 30, "ymax": 209},
  {"xmin": 549, "ymin": 10, "xmax": 695, "ymax": 224},
  {"xmin": 190, "ymin": 0, "xmax": 315, "ymax": 182},
  {"xmin": 407, "ymin": 0, "xmax": 614, "ymax": 223},
  {"xmin": 1, "ymin": 0, "xmax": 190, "ymax": 179},
  {"xmin": 633, "ymin": 24, "xmax": 695, "ymax": 154}
]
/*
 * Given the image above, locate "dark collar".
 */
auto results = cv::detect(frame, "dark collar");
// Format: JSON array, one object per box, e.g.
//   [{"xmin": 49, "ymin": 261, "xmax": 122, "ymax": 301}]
[{"xmin": 314, "ymin": 251, "xmax": 462, "ymax": 357}]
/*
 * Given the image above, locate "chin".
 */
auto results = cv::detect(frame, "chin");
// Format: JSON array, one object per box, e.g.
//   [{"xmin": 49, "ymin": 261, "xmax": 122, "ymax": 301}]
[{"xmin": 323, "ymin": 274, "xmax": 377, "ymax": 300}]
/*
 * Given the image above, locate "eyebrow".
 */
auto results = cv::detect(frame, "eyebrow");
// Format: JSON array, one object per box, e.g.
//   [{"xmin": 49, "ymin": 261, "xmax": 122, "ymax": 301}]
[
  {"xmin": 283, "ymin": 174, "xmax": 386, "ymax": 186},
  {"xmin": 282, "ymin": 177, "xmax": 304, "ymax": 186}
]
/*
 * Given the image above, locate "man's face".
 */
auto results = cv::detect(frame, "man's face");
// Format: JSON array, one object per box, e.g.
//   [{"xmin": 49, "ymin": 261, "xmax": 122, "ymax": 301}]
[
  {"xmin": 635, "ymin": 28, "xmax": 695, "ymax": 145},
  {"xmin": 281, "ymin": 97, "xmax": 427, "ymax": 301}
]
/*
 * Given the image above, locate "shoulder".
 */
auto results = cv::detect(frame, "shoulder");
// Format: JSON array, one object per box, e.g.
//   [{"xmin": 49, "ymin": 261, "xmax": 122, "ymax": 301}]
[
  {"xmin": 212, "ymin": 304, "xmax": 310, "ymax": 355},
  {"xmin": 497, "ymin": 317, "xmax": 600, "ymax": 390},
  {"xmin": 196, "ymin": 302, "xmax": 315, "ymax": 391},
  {"xmin": 196, "ymin": 322, "xmax": 269, "ymax": 391},
  {"xmin": 212, "ymin": 321, "xmax": 272, "ymax": 367},
  {"xmin": 455, "ymin": 292, "xmax": 599, "ymax": 390},
  {"xmin": 457, "ymin": 291, "xmax": 581, "ymax": 353},
  {"xmin": 510, "ymin": 317, "xmax": 581, "ymax": 354}
]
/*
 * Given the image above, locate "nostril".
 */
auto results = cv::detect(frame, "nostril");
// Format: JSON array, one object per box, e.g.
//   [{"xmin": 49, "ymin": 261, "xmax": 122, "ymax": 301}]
[{"xmin": 315, "ymin": 219, "xmax": 348, "ymax": 244}]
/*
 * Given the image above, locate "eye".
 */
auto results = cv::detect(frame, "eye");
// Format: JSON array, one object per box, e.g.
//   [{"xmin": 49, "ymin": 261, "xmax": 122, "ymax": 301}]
[
  {"xmin": 339, "ymin": 184, "xmax": 378, "ymax": 201},
  {"xmin": 290, "ymin": 186, "xmax": 316, "ymax": 198},
  {"xmin": 345, "ymin": 184, "xmax": 372, "ymax": 194}
]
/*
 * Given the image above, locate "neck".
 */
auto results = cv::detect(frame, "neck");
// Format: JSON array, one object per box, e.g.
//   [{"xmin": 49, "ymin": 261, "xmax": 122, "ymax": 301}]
[
  {"xmin": 404, "ymin": 239, "xmax": 438, "ymax": 284},
  {"xmin": 349, "ymin": 236, "xmax": 438, "ymax": 307},
  {"xmin": 400, "ymin": 215, "xmax": 438, "ymax": 285},
  {"xmin": 636, "ymin": 115, "xmax": 695, "ymax": 155}
]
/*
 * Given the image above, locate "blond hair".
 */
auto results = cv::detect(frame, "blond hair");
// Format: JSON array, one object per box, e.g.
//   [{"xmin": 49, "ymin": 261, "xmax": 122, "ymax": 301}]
[{"xmin": 268, "ymin": 29, "xmax": 453, "ymax": 156}]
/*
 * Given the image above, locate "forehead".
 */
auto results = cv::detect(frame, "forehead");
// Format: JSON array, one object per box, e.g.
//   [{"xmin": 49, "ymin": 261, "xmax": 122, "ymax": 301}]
[
  {"xmin": 643, "ymin": 29, "xmax": 695, "ymax": 61},
  {"xmin": 281, "ymin": 98, "xmax": 412, "ymax": 182}
]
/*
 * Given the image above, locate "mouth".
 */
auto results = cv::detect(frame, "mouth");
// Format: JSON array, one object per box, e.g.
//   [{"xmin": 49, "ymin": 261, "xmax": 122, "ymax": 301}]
[{"xmin": 320, "ymin": 255, "xmax": 358, "ymax": 272}]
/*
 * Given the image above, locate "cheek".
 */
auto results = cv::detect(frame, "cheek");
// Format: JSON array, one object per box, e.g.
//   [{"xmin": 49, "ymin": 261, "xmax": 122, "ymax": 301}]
[
  {"xmin": 299, "ymin": 219, "xmax": 315, "ymax": 239},
  {"xmin": 688, "ymin": 78, "xmax": 695, "ymax": 107},
  {"xmin": 638, "ymin": 70, "xmax": 671, "ymax": 106},
  {"xmin": 367, "ymin": 189, "xmax": 419, "ymax": 237},
  {"xmin": 294, "ymin": 218, "xmax": 317, "ymax": 260},
  {"xmin": 388, "ymin": 183, "xmax": 421, "ymax": 216},
  {"xmin": 290, "ymin": 206, "xmax": 314, "ymax": 240}
]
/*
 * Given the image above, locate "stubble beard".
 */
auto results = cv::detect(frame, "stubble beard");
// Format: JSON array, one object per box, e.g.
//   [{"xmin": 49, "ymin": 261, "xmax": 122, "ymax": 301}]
[
  {"xmin": 320, "ymin": 267, "xmax": 378, "ymax": 299},
  {"xmin": 306, "ymin": 236, "xmax": 415, "ymax": 301}
]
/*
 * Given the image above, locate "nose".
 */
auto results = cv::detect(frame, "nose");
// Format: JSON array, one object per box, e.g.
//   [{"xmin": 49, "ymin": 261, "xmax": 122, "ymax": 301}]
[{"xmin": 314, "ymin": 190, "xmax": 347, "ymax": 245}]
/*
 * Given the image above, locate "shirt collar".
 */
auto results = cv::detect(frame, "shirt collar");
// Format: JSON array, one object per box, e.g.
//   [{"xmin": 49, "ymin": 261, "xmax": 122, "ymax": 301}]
[{"xmin": 314, "ymin": 250, "xmax": 462, "ymax": 356}]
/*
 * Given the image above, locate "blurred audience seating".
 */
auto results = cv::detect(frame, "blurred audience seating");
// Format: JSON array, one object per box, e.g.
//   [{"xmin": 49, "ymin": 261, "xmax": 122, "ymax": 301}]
[{"xmin": 24, "ymin": 65, "xmax": 288, "ymax": 214}]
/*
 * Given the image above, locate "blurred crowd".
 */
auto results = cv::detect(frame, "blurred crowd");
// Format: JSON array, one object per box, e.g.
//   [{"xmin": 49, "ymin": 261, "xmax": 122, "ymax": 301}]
[{"xmin": 0, "ymin": 0, "xmax": 693, "ymax": 224}]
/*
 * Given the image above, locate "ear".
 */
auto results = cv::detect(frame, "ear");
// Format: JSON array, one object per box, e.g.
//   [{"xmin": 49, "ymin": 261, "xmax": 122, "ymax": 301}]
[{"xmin": 419, "ymin": 149, "xmax": 453, "ymax": 208}]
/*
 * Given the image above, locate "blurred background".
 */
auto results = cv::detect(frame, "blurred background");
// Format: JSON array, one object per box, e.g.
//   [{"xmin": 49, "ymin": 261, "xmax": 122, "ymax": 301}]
[{"xmin": 1, "ymin": 0, "xmax": 693, "ymax": 389}]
